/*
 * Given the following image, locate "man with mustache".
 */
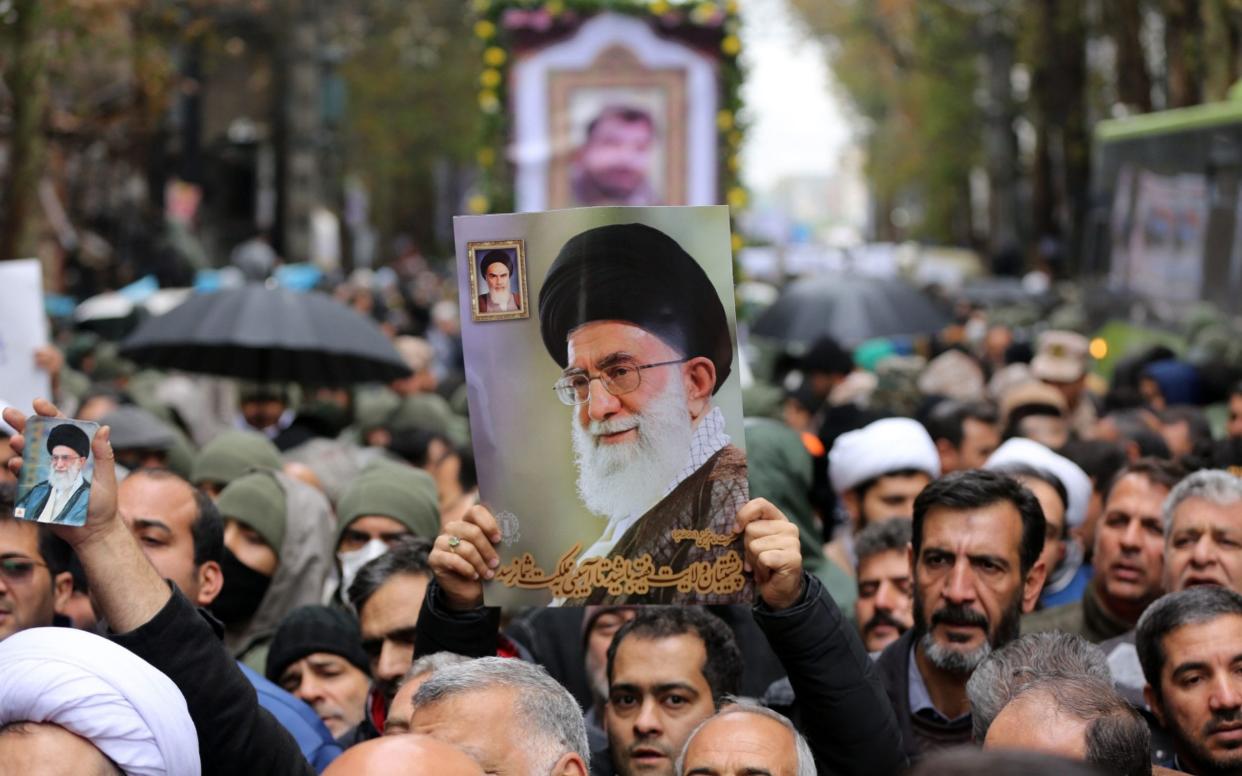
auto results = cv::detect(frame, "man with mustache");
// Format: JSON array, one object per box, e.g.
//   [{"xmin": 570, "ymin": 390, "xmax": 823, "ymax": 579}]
[
  {"xmin": 1025, "ymin": 459, "xmax": 1184, "ymax": 644},
  {"xmin": 874, "ymin": 469, "xmax": 1048, "ymax": 760},
  {"xmin": 1138, "ymin": 586, "xmax": 1242, "ymax": 776},
  {"xmin": 537, "ymin": 223, "xmax": 747, "ymax": 604},
  {"xmin": 1094, "ymin": 469, "xmax": 1242, "ymax": 717},
  {"xmin": 855, "ymin": 518, "xmax": 914, "ymax": 653},
  {"xmin": 15, "ymin": 422, "xmax": 91, "ymax": 526},
  {"xmin": 570, "ymin": 106, "xmax": 658, "ymax": 206}
]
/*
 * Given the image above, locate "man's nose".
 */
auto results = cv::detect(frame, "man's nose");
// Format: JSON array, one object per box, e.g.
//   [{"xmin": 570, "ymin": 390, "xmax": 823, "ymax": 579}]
[
  {"xmin": 633, "ymin": 697, "xmax": 663, "ymax": 736},
  {"xmin": 1191, "ymin": 535, "xmax": 1217, "ymax": 567},
  {"xmin": 376, "ymin": 640, "xmax": 411, "ymax": 681},
  {"xmin": 586, "ymin": 378, "xmax": 620, "ymax": 422},
  {"xmin": 1119, "ymin": 519, "xmax": 1144, "ymax": 551},
  {"xmin": 1210, "ymin": 674, "xmax": 1242, "ymax": 712},
  {"xmin": 943, "ymin": 560, "xmax": 977, "ymax": 605},
  {"xmin": 295, "ymin": 675, "xmax": 325, "ymax": 704},
  {"xmin": 875, "ymin": 580, "xmax": 901, "ymax": 612}
]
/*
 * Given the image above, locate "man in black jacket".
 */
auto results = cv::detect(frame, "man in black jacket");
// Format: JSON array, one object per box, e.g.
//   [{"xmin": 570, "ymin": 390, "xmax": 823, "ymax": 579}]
[
  {"xmin": 419, "ymin": 497, "xmax": 905, "ymax": 776},
  {"xmin": 4, "ymin": 400, "xmax": 315, "ymax": 776},
  {"xmin": 874, "ymin": 470, "xmax": 1047, "ymax": 762}
]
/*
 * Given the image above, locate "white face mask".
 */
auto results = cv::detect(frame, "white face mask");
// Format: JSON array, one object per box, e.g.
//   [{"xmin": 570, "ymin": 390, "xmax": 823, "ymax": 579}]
[{"xmin": 337, "ymin": 538, "xmax": 390, "ymax": 596}]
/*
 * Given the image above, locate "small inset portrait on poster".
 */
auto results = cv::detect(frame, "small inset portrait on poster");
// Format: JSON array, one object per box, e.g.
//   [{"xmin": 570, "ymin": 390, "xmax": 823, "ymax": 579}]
[
  {"xmin": 467, "ymin": 240, "xmax": 530, "ymax": 322},
  {"xmin": 13, "ymin": 417, "xmax": 98, "ymax": 527}
]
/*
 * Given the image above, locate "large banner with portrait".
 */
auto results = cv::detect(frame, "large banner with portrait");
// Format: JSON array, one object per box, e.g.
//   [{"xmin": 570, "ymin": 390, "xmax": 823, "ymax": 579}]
[
  {"xmin": 509, "ymin": 12, "xmax": 720, "ymax": 212},
  {"xmin": 454, "ymin": 205, "xmax": 749, "ymax": 607},
  {"xmin": 1112, "ymin": 169, "xmax": 1208, "ymax": 304}
]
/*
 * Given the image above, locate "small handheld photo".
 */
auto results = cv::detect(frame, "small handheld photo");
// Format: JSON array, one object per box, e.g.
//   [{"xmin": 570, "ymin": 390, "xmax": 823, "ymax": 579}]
[{"xmin": 13, "ymin": 417, "xmax": 98, "ymax": 527}]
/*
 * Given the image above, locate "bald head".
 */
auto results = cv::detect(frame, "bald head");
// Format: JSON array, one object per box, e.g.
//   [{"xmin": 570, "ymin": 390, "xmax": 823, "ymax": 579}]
[
  {"xmin": 323, "ymin": 734, "xmax": 483, "ymax": 776},
  {"xmin": 984, "ymin": 689, "xmax": 1089, "ymax": 759}
]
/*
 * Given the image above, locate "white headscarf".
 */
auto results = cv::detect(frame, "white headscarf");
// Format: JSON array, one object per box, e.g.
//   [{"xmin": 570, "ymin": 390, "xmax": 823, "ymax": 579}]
[
  {"xmin": 0, "ymin": 627, "xmax": 201, "ymax": 776},
  {"xmin": 828, "ymin": 417, "xmax": 941, "ymax": 495}
]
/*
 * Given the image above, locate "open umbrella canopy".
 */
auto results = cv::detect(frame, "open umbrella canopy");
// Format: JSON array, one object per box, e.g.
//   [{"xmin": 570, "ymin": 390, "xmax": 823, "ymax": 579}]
[
  {"xmin": 750, "ymin": 274, "xmax": 952, "ymax": 349},
  {"xmin": 120, "ymin": 285, "xmax": 410, "ymax": 386}
]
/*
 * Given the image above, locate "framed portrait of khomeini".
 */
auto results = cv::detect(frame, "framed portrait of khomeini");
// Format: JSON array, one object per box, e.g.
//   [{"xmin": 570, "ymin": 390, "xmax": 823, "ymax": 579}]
[{"xmin": 467, "ymin": 240, "xmax": 530, "ymax": 322}]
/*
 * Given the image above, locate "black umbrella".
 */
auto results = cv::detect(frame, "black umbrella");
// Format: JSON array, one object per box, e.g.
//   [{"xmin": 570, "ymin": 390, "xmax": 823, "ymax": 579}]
[
  {"xmin": 120, "ymin": 285, "xmax": 411, "ymax": 385},
  {"xmin": 750, "ymin": 274, "xmax": 951, "ymax": 348}
]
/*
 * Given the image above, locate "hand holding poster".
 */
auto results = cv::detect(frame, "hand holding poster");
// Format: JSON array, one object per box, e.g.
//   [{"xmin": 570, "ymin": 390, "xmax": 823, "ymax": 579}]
[{"xmin": 454, "ymin": 206, "xmax": 749, "ymax": 606}]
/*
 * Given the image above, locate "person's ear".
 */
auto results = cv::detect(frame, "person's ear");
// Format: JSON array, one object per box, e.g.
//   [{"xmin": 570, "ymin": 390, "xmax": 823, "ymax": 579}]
[
  {"xmin": 934, "ymin": 438, "xmax": 957, "ymax": 473},
  {"xmin": 551, "ymin": 753, "xmax": 589, "ymax": 776},
  {"xmin": 52, "ymin": 570, "xmax": 74, "ymax": 612},
  {"xmin": 841, "ymin": 490, "xmax": 862, "ymax": 529},
  {"xmin": 1021, "ymin": 559, "xmax": 1048, "ymax": 613},
  {"xmin": 1144, "ymin": 685, "xmax": 1165, "ymax": 727},
  {"xmin": 196, "ymin": 560, "xmax": 224, "ymax": 607},
  {"xmin": 683, "ymin": 356, "xmax": 716, "ymax": 421}
]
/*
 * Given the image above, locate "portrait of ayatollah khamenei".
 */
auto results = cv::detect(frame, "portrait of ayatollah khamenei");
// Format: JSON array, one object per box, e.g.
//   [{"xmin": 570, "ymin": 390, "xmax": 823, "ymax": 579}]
[
  {"xmin": 453, "ymin": 205, "xmax": 750, "ymax": 607},
  {"xmin": 14, "ymin": 417, "xmax": 99, "ymax": 527}
]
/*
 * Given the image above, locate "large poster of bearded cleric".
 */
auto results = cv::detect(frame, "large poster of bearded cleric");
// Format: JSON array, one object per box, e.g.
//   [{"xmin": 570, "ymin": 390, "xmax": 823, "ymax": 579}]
[
  {"xmin": 454, "ymin": 206, "xmax": 749, "ymax": 607},
  {"xmin": 511, "ymin": 12, "xmax": 719, "ymax": 211}
]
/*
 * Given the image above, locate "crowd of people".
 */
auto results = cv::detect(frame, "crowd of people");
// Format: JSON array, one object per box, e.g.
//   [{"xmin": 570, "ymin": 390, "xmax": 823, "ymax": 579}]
[{"xmin": 3, "ymin": 266, "xmax": 1242, "ymax": 776}]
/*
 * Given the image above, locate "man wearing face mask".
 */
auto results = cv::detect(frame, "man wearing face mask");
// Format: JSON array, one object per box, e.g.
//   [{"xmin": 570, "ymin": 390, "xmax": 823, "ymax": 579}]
[
  {"xmin": 212, "ymin": 469, "xmax": 336, "ymax": 673},
  {"xmin": 331, "ymin": 461, "xmax": 440, "ymax": 605}
]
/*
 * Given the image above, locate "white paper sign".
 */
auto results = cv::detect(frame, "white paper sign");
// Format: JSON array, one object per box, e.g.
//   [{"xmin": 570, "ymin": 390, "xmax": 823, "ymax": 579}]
[{"xmin": 0, "ymin": 259, "xmax": 52, "ymax": 415}]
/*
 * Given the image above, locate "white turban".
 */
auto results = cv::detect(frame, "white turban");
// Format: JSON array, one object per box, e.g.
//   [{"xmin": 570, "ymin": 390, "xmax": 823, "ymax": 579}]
[
  {"xmin": 0, "ymin": 627, "xmax": 200, "ymax": 776},
  {"xmin": 828, "ymin": 417, "xmax": 940, "ymax": 495},
  {"xmin": 985, "ymin": 437, "xmax": 1091, "ymax": 528}
]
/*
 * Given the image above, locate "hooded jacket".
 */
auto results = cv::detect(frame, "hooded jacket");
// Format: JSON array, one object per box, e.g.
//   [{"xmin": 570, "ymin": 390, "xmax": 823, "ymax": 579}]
[{"xmin": 226, "ymin": 470, "xmax": 336, "ymax": 670}]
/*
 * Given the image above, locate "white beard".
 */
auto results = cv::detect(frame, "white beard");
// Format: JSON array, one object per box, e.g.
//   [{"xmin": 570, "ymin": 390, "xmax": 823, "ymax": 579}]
[
  {"xmin": 49, "ymin": 465, "xmax": 82, "ymax": 493},
  {"xmin": 571, "ymin": 376, "xmax": 693, "ymax": 521}
]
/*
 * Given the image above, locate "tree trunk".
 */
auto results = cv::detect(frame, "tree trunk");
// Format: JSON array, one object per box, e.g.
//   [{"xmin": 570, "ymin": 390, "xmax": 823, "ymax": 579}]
[
  {"xmin": 1027, "ymin": 0, "xmax": 1088, "ymax": 272},
  {"xmin": 980, "ymin": 10, "xmax": 1022, "ymax": 254},
  {"xmin": 0, "ymin": 0, "xmax": 50, "ymax": 263},
  {"xmin": 1165, "ymin": 0, "xmax": 1204, "ymax": 108},
  {"xmin": 1105, "ymin": 0, "xmax": 1153, "ymax": 112},
  {"xmin": 1201, "ymin": 0, "xmax": 1239, "ymax": 102}
]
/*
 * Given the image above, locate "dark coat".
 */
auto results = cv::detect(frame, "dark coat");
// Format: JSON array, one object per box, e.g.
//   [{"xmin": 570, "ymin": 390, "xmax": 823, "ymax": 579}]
[
  {"xmin": 758, "ymin": 574, "xmax": 906, "ymax": 776},
  {"xmin": 111, "ymin": 588, "xmax": 316, "ymax": 776},
  {"xmin": 872, "ymin": 629, "xmax": 922, "ymax": 764}
]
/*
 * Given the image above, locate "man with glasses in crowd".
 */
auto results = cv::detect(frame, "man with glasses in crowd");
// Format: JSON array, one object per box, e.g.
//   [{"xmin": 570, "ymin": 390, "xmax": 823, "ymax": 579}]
[
  {"xmin": 0, "ymin": 483, "xmax": 73, "ymax": 642},
  {"xmin": 537, "ymin": 223, "xmax": 748, "ymax": 603}
]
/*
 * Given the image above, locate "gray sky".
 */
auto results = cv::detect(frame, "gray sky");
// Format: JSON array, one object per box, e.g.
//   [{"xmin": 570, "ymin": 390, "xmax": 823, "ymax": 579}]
[{"xmin": 738, "ymin": 0, "xmax": 853, "ymax": 193}]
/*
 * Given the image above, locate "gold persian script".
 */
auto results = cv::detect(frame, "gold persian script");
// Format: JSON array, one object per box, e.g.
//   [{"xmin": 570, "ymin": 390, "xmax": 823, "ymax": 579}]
[
  {"xmin": 670, "ymin": 528, "xmax": 735, "ymax": 549},
  {"xmin": 495, "ymin": 543, "xmax": 747, "ymax": 597}
]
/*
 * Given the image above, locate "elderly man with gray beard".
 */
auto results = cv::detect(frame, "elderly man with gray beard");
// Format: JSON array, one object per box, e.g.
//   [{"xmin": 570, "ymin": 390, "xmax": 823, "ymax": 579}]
[{"xmin": 537, "ymin": 222, "xmax": 749, "ymax": 605}]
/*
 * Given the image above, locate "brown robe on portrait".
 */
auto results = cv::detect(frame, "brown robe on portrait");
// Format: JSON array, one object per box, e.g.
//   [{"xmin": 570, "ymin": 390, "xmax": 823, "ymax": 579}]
[{"xmin": 568, "ymin": 444, "xmax": 751, "ymax": 606}]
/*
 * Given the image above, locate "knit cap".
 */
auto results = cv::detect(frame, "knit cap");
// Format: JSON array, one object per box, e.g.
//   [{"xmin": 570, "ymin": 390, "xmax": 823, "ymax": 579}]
[
  {"xmin": 217, "ymin": 471, "xmax": 287, "ymax": 552},
  {"xmin": 266, "ymin": 605, "xmax": 370, "ymax": 683},
  {"xmin": 192, "ymin": 430, "xmax": 282, "ymax": 487},
  {"xmin": 334, "ymin": 461, "xmax": 439, "ymax": 548}
]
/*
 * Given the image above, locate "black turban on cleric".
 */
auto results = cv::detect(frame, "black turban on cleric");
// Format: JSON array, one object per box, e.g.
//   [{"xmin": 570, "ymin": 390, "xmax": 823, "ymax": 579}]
[
  {"xmin": 47, "ymin": 423, "xmax": 90, "ymax": 458},
  {"xmin": 538, "ymin": 223, "xmax": 732, "ymax": 393},
  {"xmin": 479, "ymin": 249, "xmax": 513, "ymax": 276}
]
